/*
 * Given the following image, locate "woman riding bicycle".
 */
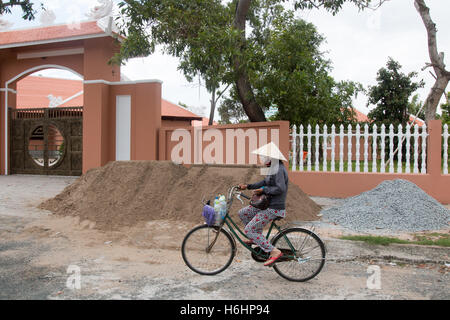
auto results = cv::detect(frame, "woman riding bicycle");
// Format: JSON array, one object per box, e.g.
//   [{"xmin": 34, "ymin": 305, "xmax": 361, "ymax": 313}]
[{"xmin": 238, "ymin": 142, "xmax": 288, "ymax": 267}]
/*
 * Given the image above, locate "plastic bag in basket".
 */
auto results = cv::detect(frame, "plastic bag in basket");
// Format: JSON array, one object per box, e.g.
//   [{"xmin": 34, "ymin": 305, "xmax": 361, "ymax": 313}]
[{"xmin": 202, "ymin": 205, "xmax": 216, "ymax": 226}]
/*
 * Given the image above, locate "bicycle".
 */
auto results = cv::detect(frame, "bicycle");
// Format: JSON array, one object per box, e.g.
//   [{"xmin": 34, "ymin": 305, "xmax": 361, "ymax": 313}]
[{"xmin": 181, "ymin": 186, "xmax": 326, "ymax": 282}]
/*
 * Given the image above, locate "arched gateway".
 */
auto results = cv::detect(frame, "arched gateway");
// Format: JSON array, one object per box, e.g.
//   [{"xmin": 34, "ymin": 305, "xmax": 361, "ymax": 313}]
[{"xmin": 0, "ymin": 18, "xmax": 162, "ymax": 175}]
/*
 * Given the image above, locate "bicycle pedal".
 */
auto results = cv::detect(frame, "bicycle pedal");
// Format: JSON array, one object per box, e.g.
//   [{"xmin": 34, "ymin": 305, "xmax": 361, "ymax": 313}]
[{"xmin": 264, "ymin": 261, "xmax": 279, "ymax": 268}]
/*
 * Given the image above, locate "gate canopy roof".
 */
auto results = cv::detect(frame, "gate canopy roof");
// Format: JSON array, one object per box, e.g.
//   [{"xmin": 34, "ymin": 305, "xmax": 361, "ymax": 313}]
[{"xmin": 0, "ymin": 18, "xmax": 120, "ymax": 50}]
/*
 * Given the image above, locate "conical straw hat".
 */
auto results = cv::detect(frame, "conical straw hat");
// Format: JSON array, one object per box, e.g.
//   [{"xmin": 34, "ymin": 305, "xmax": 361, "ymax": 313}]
[{"xmin": 251, "ymin": 142, "xmax": 287, "ymax": 161}]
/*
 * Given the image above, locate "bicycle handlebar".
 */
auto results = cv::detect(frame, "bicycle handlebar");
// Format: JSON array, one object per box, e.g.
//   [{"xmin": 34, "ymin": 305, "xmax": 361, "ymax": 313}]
[
  {"xmin": 232, "ymin": 185, "xmax": 251, "ymax": 204},
  {"xmin": 239, "ymin": 193, "xmax": 250, "ymax": 200},
  {"xmin": 202, "ymin": 186, "xmax": 250, "ymax": 207}
]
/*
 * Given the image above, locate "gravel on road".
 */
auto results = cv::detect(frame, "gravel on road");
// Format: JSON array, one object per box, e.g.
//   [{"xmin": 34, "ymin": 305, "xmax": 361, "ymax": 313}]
[{"xmin": 321, "ymin": 179, "xmax": 450, "ymax": 232}]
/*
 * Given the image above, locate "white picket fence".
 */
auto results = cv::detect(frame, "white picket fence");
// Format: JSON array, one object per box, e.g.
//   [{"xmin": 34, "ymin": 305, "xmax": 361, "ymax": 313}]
[
  {"xmin": 443, "ymin": 124, "xmax": 449, "ymax": 175},
  {"xmin": 290, "ymin": 123, "xmax": 430, "ymax": 174}
]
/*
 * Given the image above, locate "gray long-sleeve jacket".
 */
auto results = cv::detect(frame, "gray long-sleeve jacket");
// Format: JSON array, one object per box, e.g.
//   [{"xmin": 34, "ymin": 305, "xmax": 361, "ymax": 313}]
[{"xmin": 247, "ymin": 161, "xmax": 289, "ymax": 210}]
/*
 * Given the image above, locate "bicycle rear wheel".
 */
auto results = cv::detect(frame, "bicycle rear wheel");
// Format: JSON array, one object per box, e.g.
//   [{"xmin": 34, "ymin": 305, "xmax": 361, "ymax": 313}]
[
  {"xmin": 271, "ymin": 227, "xmax": 326, "ymax": 282},
  {"xmin": 181, "ymin": 224, "xmax": 236, "ymax": 276}
]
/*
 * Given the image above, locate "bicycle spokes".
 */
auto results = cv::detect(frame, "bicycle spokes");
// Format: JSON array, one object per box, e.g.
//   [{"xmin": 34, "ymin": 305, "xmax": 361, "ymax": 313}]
[{"xmin": 271, "ymin": 228, "xmax": 326, "ymax": 282}]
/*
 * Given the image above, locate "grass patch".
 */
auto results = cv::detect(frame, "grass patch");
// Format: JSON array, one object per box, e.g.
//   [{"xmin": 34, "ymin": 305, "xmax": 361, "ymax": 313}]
[
  {"xmin": 340, "ymin": 233, "xmax": 450, "ymax": 247},
  {"xmin": 340, "ymin": 235, "xmax": 410, "ymax": 246},
  {"xmin": 413, "ymin": 235, "xmax": 450, "ymax": 247}
]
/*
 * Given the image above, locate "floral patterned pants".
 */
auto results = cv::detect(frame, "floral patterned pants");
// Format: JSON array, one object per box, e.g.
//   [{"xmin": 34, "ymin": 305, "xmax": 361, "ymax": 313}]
[{"xmin": 238, "ymin": 205, "xmax": 286, "ymax": 253}]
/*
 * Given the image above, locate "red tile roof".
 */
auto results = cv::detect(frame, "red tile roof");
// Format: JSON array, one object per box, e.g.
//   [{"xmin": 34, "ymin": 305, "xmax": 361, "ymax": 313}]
[
  {"xmin": 17, "ymin": 76, "xmax": 83, "ymax": 108},
  {"xmin": 161, "ymin": 99, "xmax": 202, "ymax": 120},
  {"xmin": 354, "ymin": 109, "xmax": 369, "ymax": 123},
  {"xmin": 409, "ymin": 115, "xmax": 425, "ymax": 127},
  {"xmin": 192, "ymin": 118, "xmax": 219, "ymax": 126},
  {"xmin": 351, "ymin": 108, "xmax": 424, "ymax": 127},
  {"xmin": 0, "ymin": 21, "xmax": 108, "ymax": 48}
]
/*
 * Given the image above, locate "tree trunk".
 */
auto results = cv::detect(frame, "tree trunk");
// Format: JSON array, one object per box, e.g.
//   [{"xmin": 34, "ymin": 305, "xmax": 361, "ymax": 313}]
[
  {"xmin": 233, "ymin": 0, "xmax": 267, "ymax": 122},
  {"xmin": 423, "ymin": 76, "xmax": 449, "ymax": 120},
  {"xmin": 414, "ymin": 0, "xmax": 450, "ymax": 121},
  {"xmin": 208, "ymin": 89, "xmax": 216, "ymax": 125}
]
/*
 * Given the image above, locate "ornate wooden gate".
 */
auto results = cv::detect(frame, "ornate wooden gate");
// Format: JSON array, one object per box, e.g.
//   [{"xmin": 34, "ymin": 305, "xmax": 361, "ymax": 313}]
[{"xmin": 9, "ymin": 107, "xmax": 83, "ymax": 176}]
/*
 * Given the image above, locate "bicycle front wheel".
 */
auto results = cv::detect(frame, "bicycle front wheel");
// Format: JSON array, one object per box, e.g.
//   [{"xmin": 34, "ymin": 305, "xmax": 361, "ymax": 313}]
[
  {"xmin": 271, "ymin": 227, "xmax": 326, "ymax": 282},
  {"xmin": 181, "ymin": 224, "xmax": 236, "ymax": 276}
]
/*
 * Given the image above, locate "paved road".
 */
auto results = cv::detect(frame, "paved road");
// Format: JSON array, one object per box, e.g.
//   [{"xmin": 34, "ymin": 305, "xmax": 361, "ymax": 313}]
[{"xmin": 0, "ymin": 175, "xmax": 448, "ymax": 300}]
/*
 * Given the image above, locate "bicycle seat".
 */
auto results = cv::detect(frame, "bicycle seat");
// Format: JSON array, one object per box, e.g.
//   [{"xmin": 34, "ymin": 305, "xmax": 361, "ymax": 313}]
[{"xmin": 273, "ymin": 217, "xmax": 284, "ymax": 222}]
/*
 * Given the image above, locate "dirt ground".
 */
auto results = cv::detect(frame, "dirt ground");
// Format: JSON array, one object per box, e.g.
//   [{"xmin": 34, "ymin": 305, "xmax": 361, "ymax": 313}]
[{"xmin": 0, "ymin": 175, "xmax": 448, "ymax": 300}]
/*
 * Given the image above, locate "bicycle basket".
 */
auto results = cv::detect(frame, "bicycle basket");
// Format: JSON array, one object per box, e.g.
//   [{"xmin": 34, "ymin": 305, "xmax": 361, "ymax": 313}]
[{"xmin": 202, "ymin": 205, "xmax": 216, "ymax": 226}]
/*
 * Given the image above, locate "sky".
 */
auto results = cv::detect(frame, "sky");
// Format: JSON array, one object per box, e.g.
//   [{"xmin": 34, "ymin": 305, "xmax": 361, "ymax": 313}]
[{"xmin": 2, "ymin": 0, "xmax": 449, "ymax": 119}]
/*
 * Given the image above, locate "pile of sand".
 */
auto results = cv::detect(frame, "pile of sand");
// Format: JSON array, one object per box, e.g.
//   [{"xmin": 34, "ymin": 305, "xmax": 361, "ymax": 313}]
[{"xmin": 40, "ymin": 161, "xmax": 320, "ymax": 230}]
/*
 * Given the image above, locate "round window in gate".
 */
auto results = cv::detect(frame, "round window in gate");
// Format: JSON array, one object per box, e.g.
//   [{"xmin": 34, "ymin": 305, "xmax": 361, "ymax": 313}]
[
  {"xmin": 28, "ymin": 126, "xmax": 45, "ymax": 166},
  {"xmin": 47, "ymin": 125, "xmax": 65, "ymax": 167},
  {"xmin": 28, "ymin": 125, "xmax": 65, "ymax": 167}
]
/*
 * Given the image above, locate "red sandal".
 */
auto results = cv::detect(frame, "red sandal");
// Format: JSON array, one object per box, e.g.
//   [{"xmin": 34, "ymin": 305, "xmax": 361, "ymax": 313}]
[{"xmin": 263, "ymin": 252, "xmax": 283, "ymax": 267}]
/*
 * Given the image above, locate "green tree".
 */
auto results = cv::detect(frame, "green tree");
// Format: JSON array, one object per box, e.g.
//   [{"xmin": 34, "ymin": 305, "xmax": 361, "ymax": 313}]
[
  {"xmin": 368, "ymin": 58, "xmax": 425, "ymax": 126},
  {"xmin": 252, "ymin": 13, "xmax": 362, "ymax": 127},
  {"xmin": 220, "ymin": 11, "xmax": 363, "ymax": 126},
  {"xmin": 440, "ymin": 92, "xmax": 450, "ymax": 125},
  {"xmin": 114, "ymin": 0, "xmax": 236, "ymax": 125},
  {"xmin": 115, "ymin": 0, "xmax": 386, "ymax": 123},
  {"xmin": 0, "ymin": 0, "xmax": 37, "ymax": 20},
  {"xmin": 291, "ymin": 0, "xmax": 387, "ymax": 12},
  {"xmin": 218, "ymin": 87, "xmax": 248, "ymax": 124},
  {"xmin": 414, "ymin": 0, "xmax": 450, "ymax": 121},
  {"xmin": 232, "ymin": 0, "xmax": 387, "ymax": 122},
  {"xmin": 408, "ymin": 94, "xmax": 425, "ymax": 120}
]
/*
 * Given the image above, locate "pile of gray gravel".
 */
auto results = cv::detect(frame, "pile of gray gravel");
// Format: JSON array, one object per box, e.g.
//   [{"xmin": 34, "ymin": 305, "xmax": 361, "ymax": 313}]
[{"xmin": 321, "ymin": 179, "xmax": 450, "ymax": 232}]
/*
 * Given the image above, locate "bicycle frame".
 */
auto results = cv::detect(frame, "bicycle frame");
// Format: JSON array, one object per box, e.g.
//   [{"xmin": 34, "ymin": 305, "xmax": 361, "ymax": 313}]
[
  {"xmin": 223, "ymin": 212, "xmax": 280, "ymax": 257},
  {"xmin": 211, "ymin": 186, "xmax": 297, "ymax": 259}
]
